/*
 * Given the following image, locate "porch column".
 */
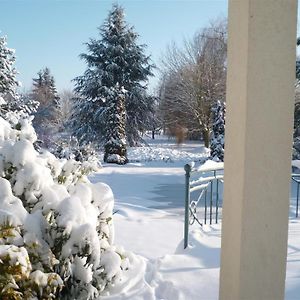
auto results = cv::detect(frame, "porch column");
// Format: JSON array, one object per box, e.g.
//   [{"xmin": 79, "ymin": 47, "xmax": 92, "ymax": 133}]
[{"xmin": 219, "ymin": 1, "xmax": 297, "ymax": 299}]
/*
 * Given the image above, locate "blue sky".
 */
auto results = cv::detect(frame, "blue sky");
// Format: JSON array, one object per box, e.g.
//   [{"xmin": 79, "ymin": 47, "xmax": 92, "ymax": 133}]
[{"xmin": 1, "ymin": 0, "xmax": 227, "ymax": 92}]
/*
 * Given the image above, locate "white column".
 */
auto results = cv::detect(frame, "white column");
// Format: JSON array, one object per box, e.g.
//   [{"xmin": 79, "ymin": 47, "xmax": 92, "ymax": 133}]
[{"xmin": 219, "ymin": 1, "xmax": 298, "ymax": 299}]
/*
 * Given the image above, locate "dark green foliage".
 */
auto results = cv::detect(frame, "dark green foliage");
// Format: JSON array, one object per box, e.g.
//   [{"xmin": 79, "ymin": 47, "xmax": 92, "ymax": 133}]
[
  {"xmin": 293, "ymin": 101, "xmax": 300, "ymax": 159},
  {"xmin": 294, "ymin": 102, "xmax": 300, "ymax": 137},
  {"xmin": 210, "ymin": 100, "xmax": 226, "ymax": 161}
]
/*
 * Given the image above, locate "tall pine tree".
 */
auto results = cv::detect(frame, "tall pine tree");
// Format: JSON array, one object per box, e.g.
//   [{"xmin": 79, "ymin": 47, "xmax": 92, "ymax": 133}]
[{"xmin": 71, "ymin": 4, "xmax": 154, "ymax": 157}]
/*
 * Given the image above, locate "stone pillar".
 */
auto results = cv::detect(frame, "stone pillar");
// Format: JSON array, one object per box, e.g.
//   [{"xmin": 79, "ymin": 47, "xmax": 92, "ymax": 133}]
[{"xmin": 219, "ymin": 1, "xmax": 297, "ymax": 299}]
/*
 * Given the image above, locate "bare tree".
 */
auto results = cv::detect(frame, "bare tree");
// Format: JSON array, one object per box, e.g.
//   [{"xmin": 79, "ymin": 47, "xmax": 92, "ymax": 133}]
[{"xmin": 159, "ymin": 19, "xmax": 227, "ymax": 147}]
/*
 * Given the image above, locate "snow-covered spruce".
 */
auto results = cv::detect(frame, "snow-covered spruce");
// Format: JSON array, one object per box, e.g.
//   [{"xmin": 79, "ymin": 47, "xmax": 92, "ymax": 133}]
[
  {"xmin": 210, "ymin": 100, "xmax": 226, "ymax": 162},
  {"xmin": 71, "ymin": 4, "xmax": 154, "ymax": 147},
  {"xmin": 0, "ymin": 116, "xmax": 131, "ymax": 299}
]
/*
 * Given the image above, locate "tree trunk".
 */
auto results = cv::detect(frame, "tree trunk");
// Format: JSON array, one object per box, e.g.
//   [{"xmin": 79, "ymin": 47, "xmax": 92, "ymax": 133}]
[
  {"xmin": 104, "ymin": 89, "xmax": 128, "ymax": 165},
  {"xmin": 203, "ymin": 129, "xmax": 210, "ymax": 148}
]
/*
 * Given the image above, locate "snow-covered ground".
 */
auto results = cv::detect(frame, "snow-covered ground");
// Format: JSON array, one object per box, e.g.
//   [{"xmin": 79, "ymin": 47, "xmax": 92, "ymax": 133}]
[{"xmin": 90, "ymin": 136, "xmax": 300, "ymax": 300}]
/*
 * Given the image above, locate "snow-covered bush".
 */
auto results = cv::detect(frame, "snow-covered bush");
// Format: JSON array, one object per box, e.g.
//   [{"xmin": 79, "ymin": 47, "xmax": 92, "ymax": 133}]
[
  {"xmin": 0, "ymin": 114, "xmax": 130, "ymax": 299},
  {"xmin": 53, "ymin": 136, "xmax": 100, "ymax": 172}
]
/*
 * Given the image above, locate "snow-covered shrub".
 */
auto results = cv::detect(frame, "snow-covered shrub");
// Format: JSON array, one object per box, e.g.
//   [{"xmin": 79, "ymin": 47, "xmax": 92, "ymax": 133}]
[
  {"xmin": 0, "ymin": 242, "xmax": 63, "ymax": 299},
  {"xmin": 0, "ymin": 115, "xmax": 130, "ymax": 299},
  {"xmin": 210, "ymin": 100, "xmax": 226, "ymax": 162},
  {"xmin": 54, "ymin": 136, "xmax": 99, "ymax": 163}
]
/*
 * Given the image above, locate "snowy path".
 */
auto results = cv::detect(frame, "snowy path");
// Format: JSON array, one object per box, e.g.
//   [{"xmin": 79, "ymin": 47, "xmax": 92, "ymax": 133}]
[
  {"xmin": 91, "ymin": 161, "xmax": 222, "ymax": 299},
  {"xmin": 90, "ymin": 139, "xmax": 300, "ymax": 299},
  {"xmin": 90, "ymin": 163, "xmax": 186, "ymax": 259}
]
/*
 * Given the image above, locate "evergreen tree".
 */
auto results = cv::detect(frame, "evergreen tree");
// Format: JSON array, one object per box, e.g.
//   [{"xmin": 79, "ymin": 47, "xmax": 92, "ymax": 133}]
[
  {"xmin": 296, "ymin": 37, "xmax": 300, "ymax": 82},
  {"xmin": 293, "ymin": 37, "xmax": 300, "ymax": 159},
  {"xmin": 293, "ymin": 102, "xmax": 300, "ymax": 159},
  {"xmin": 31, "ymin": 67, "xmax": 60, "ymax": 146},
  {"xmin": 0, "ymin": 36, "xmax": 19, "ymax": 101},
  {"xmin": 210, "ymin": 100, "xmax": 226, "ymax": 161},
  {"xmin": 0, "ymin": 35, "xmax": 20, "ymax": 118},
  {"xmin": 32, "ymin": 67, "xmax": 59, "ymax": 106},
  {"xmin": 0, "ymin": 35, "xmax": 38, "ymax": 121},
  {"xmin": 71, "ymin": 4, "xmax": 154, "ymax": 151}
]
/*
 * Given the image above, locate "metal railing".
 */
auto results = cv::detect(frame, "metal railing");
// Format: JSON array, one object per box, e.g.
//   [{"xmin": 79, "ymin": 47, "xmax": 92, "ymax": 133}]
[
  {"xmin": 184, "ymin": 164, "xmax": 300, "ymax": 249},
  {"xmin": 184, "ymin": 162, "xmax": 224, "ymax": 249}
]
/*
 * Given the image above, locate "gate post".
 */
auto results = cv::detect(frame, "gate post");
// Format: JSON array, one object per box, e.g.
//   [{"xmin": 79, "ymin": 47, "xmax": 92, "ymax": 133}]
[{"xmin": 184, "ymin": 164, "xmax": 191, "ymax": 249}]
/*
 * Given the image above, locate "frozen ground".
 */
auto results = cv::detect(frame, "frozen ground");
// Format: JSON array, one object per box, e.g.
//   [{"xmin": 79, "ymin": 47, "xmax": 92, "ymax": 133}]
[{"xmin": 90, "ymin": 136, "xmax": 300, "ymax": 300}]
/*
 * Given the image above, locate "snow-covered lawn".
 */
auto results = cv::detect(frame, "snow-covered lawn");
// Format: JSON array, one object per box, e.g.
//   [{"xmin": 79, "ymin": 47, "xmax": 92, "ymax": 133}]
[{"xmin": 90, "ymin": 136, "xmax": 300, "ymax": 300}]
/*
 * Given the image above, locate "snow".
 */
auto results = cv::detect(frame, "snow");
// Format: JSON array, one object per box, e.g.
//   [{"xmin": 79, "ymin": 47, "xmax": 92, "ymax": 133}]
[
  {"xmin": 89, "ymin": 135, "xmax": 300, "ymax": 299},
  {"xmin": 1, "ymin": 113, "xmax": 299, "ymax": 299},
  {"xmin": 196, "ymin": 159, "xmax": 224, "ymax": 172},
  {"xmin": 0, "ymin": 244, "xmax": 32, "ymax": 275},
  {"xmin": 0, "ymin": 96, "xmax": 6, "ymax": 105},
  {"xmin": 100, "ymin": 249, "xmax": 122, "ymax": 280},
  {"xmin": 126, "ymin": 137, "xmax": 209, "ymax": 163},
  {"xmin": 292, "ymin": 159, "xmax": 300, "ymax": 170},
  {"xmin": 29, "ymin": 270, "xmax": 64, "ymax": 296}
]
